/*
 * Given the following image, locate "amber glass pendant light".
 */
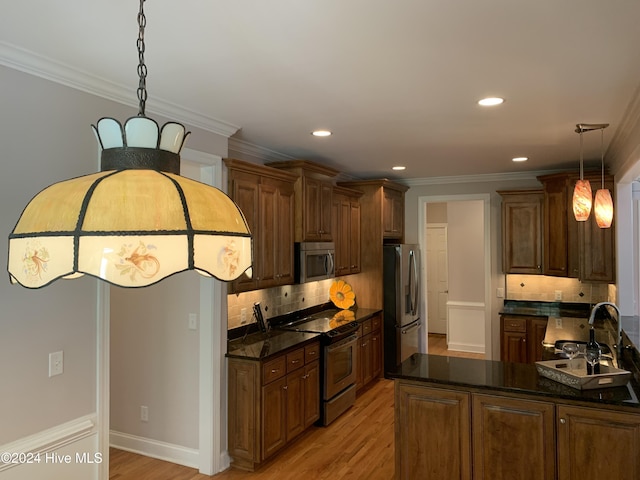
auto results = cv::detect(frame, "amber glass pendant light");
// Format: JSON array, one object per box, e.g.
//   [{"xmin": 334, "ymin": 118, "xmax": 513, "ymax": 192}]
[
  {"xmin": 7, "ymin": 0, "xmax": 253, "ymax": 288},
  {"xmin": 593, "ymin": 128, "xmax": 613, "ymax": 228},
  {"xmin": 572, "ymin": 126, "xmax": 592, "ymax": 221}
]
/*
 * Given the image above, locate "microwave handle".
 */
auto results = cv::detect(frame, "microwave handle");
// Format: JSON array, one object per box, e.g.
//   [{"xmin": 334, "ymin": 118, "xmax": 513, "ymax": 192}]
[{"xmin": 325, "ymin": 251, "xmax": 335, "ymax": 276}]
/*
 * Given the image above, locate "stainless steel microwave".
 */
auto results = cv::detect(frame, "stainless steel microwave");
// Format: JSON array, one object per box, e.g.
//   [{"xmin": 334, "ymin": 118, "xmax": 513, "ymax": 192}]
[{"xmin": 295, "ymin": 242, "xmax": 335, "ymax": 283}]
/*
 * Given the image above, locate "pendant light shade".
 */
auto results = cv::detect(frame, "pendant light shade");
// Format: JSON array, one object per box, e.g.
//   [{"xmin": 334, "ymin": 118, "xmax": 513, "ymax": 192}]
[
  {"xmin": 572, "ymin": 126, "xmax": 591, "ymax": 221},
  {"xmin": 594, "ymin": 188, "xmax": 614, "ymax": 228},
  {"xmin": 7, "ymin": 1, "xmax": 253, "ymax": 289},
  {"xmin": 572, "ymin": 179, "xmax": 593, "ymax": 221}
]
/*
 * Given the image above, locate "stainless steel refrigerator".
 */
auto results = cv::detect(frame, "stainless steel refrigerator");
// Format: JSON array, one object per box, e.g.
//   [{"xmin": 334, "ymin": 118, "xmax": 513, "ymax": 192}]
[{"xmin": 383, "ymin": 244, "xmax": 421, "ymax": 376}]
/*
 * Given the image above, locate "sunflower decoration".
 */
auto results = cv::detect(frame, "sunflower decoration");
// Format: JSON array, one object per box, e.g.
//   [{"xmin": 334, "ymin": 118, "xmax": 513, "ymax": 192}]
[{"xmin": 329, "ymin": 279, "xmax": 356, "ymax": 310}]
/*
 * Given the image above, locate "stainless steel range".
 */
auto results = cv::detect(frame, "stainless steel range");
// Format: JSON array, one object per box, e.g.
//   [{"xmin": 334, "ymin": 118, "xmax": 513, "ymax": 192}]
[{"xmin": 278, "ymin": 311, "xmax": 359, "ymax": 426}]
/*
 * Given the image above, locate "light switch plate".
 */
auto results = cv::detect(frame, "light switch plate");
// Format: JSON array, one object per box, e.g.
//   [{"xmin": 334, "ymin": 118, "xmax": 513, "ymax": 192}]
[{"xmin": 496, "ymin": 287, "xmax": 504, "ymax": 298}]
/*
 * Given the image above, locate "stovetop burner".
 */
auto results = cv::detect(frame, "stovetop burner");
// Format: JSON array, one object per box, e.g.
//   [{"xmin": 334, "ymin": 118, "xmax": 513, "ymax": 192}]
[{"xmin": 278, "ymin": 310, "xmax": 359, "ymax": 342}]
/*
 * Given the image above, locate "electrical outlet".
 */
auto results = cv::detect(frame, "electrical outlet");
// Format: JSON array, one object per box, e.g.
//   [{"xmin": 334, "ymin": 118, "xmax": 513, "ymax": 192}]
[
  {"xmin": 496, "ymin": 287, "xmax": 504, "ymax": 298},
  {"xmin": 188, "ymin": 313, "xmax": 197, "ymax": 331},
  {"xmin": 555, "ymin": 317, "xmax": 563, "ymax": 328},
  {"xmin": 49, "ymin": 351, "xmax": 64, "ymax": 377},
  {"xmin": 555, "ymin": 290, "xmax": 563, "ymax": 301},
  {"xmin": 140, "ymin": 405, "xmax": 149, "ymax": 422},
  {"xmin": 240, "ymin": 308, "xmax": 247, "ymax": 324}
]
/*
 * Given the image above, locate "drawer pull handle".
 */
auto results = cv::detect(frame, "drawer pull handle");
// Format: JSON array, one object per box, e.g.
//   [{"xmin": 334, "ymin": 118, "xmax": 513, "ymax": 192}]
[
  {"xmin": 291, "ymin": 360, "xmax": 300, "ymax": 364},
  {"xmin": 271, "ymin": 369, "xmax": 279, "ymax": 373}
]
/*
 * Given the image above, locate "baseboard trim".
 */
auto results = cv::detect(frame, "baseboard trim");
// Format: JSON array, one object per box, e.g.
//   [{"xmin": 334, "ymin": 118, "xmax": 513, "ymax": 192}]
[
  {"xmin": 0, "ymin": 415, "xmax": 96, "ymax": 473},
  {"xmin": 447, "ymin": 342, "xmax": 486, "ymax": 354},
  {"xmin": 109, "ymin": 431, "xmax": 199, "ymax": 470}
]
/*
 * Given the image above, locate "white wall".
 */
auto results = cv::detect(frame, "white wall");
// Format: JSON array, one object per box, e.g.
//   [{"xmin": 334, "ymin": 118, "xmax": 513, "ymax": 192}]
[{"xmin": 0, "ymin": 64, "xmax": 232, "ymax": 478}]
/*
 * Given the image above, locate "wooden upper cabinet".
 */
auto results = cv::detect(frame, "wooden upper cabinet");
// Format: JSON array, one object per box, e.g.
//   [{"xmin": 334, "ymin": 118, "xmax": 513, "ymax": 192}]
[
  {"xmin": 333, "ymin": 185, "xmax": 363, "ymax": 276},
  {"xmin": 537, "ymin": 171, "xmax": 615, "ymax": 282},
  {"xmin": 302, "ymin": 176, "xmax": 333, "ymax": 241},
  {"xmin": 383, "ymin": 187, "xmax": 404, "ymax": 239},
  {"xmin": 224, "ymin": 159, "xmax": 298, "ymax": 293},
  {"xmin": 267, "ymin": 160, "xmax": 339, "ymax": 242},
  {"xmin": 498, "ymin": 190, "xmax": 544, "ymax": 274}
]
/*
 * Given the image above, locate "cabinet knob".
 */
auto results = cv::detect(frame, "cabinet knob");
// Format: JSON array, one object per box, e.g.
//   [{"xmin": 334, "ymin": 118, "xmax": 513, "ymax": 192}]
[
  {"xmin": 283, "ymin": 385, "xmax": 288, "ymax": 390},
  {"xmin": 560, "ymin": 418, "xmax": 566, "ymax": 424},
  {"xmin": 522, "ymin": 338, "xmax": 526, "ymax": 343}
]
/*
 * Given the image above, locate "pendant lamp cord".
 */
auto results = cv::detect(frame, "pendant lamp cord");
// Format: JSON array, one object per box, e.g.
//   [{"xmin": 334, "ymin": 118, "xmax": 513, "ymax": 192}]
[
  {"xmin": 579, "ymin": 129, "xmax": 584, "ymax": 180},
  {"xmin": 137, "ymin": 0, "xmax": 148, "ymax": 117},
  {"xmin": 600, "ymin": 128, "xmax": 605, "ymax": 188}
]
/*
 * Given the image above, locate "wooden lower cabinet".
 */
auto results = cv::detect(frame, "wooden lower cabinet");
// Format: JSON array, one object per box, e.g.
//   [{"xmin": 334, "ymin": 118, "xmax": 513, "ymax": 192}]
[
  {"xmin": 228, "ymin": 341, "xmax": 320, "ymax": 471},
  {"xmin": 557, "ymin": 405, "xmax": 640, "ymax": 480},
  {"xmin": 395, "ymin": 381, "xmax": 640, "ymax": 480},
  {"xmin": 472, "ymin": 394, "xmax": 556, "ymax": 480},
  {"xmin": 500, "ymin": 314, "xmax": 547, "ymax": 364},
  {"xmin": 357, "ymin": 314, "xmax": 382, "ymax": 391},
  {"xmin": 395, "ymin": 383, "xmax": 471, "ymax": 479}
]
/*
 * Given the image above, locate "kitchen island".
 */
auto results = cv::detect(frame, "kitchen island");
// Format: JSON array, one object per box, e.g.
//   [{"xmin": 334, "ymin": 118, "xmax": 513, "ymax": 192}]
[{"xmin": 390, "ymin": 349, "xmax": 640, "ymax": 480}]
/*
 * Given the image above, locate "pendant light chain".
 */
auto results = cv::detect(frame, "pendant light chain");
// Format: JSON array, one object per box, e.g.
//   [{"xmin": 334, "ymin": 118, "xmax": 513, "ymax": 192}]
[
  {"xmin": 136, "ymin": 0, "xmax": 148, "ymax": 117},
  {"xmin": 579, "ymin": 129, "xmax": 584, "ymax": 180},
  {"xmin": 600, "ymin": 128, "xmax": 605, "ymax": 188}
]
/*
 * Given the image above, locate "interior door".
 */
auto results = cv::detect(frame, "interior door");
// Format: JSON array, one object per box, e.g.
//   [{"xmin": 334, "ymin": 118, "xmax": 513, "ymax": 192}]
[{"xmin": 426, "ymin": 225, "xmax": 449, "ymax": 335}]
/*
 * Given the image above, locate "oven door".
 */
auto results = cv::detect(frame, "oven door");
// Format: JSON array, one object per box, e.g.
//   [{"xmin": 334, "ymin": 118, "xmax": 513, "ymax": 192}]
[{"xmin": 324, "ymin": 334, "xmax": 357, "ymax": 400}]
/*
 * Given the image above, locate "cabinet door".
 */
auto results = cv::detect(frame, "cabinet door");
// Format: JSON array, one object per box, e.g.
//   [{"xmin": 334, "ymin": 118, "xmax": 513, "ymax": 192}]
[
  {"xmin": 361, "ymin": 333, "xmax": 374, "ymax": 386},
  {"xmin": 557, "ymin": 405, "xmax": 640, "ymax": 480},
  {"xmin": 335, "ymin": 195, "xmax": 351, "ymax": 275},
  {"xmin": 580, "ymin": 172, "xmax": 615, "ymax": 282},
  {"xmin": 472, "ymin": 394, "xmax": 556, "ymax": 480},
  {"xmin": 395, "ymin": 383, "xmax": 471, "ymax": 480},
  {"xmin": 543, "ymin": 177, "xmax": 571, "ymax": 276},
  {"xmin": 528, "ymin": 318, "xmax": 548, "ymax": 363},
  {"xmin": 258, "ymin": 181, "xmax": 279, "ymax": 288},
  {"xmin": 276, "ymin": 181, "xmax": 295, "ymax": 285},
  {"xmin": 262, "ymin": 377, "xmax": 287, "ymax": 460},
  {"xmin": 303, "ymin": 178, "xmax": 333, "ymax": 241},
  {"xmin": 500, "ymin": 192, "xmax": 544, "ymax": 274},
  {"xmin": 285, "ymin": 368, "xmax": 305, "ymax": 441},
  {"xmin": 371, "ymin": 328, "xmax": 382, "ymax": 380},
  {"xmin": 320, "ymin": 182, "xmax": 333, "ymax": 240},
  {"xmin": 227, "ymin": 360, "xmax": 259, "ymax": 465},
  {"xmin": 228, "ymin": 171, "xmax": 260, "ymax": 292},
  {"xmin": 303, "ymin": 361, "xmax": 320, "ymax": 428},
  {"xmin": 501, "ymin": 331, "xmax": 527, "ymax": 363},
  {"xmin": 383, "ymin": 188, "xmax": 404, "ymax": 239},
  {"xmin": 349, "ymin": 200, "xmax": 361, "ymax": 273}
]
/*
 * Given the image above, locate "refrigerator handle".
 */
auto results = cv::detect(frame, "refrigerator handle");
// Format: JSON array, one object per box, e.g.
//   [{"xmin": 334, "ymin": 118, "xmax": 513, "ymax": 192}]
[{"xmin": 409, "ymin": 250, "xmax": 419, "ymax": 316}]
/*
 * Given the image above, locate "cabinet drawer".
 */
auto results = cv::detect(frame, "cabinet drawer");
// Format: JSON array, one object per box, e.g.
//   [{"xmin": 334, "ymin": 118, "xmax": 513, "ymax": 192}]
[
  {"xmin": 503, "ymin": 317, "xmax": 527, "ymax": 333},
  {"xmin": 305, "ymin": 343, "xmax": 320, "ymax": 364},
  {"xmin": 371, "ymin": 315, "xmax": 381, "ymax": 331},
  {"xmin": 361, "ymin": 319, "xmax": 373, "ymax": 336},
  {"xmin": 263, "ymin": 356, "xmax": 286, "ymax": 384},
  {"xmin": 286, "ymin": 348, "xmax": 305, "ymax": 373}
]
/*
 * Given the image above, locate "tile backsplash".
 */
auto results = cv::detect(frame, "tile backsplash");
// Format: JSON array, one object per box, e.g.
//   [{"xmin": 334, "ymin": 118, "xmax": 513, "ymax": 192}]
[
  {"xmin": 227, "ymin": 278, "xmax": 335, "ymax": 330},
  {"xmin": 506, "ymin": 274, "xmax": 615, "ymax": 304}
]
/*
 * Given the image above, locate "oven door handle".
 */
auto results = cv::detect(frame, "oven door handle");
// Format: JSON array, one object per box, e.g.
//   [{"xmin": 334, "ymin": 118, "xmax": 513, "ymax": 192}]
[{"xmin": 326, "ymin": 333, "xmax": 357, "ymax": 352}]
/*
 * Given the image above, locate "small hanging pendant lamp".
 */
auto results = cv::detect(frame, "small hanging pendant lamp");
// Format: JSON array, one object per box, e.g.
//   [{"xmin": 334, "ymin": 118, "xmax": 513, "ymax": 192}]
[
  {"xmin": 7, "ymin": 0, "xmax": 253, "ymax": 289},
  {"xmin": 572, "ymin": 126, "xmax": 592, "ymax": 221},
  {"xmin": 593, "ymin": 127, "xmax": 613, "ymax": 228}
]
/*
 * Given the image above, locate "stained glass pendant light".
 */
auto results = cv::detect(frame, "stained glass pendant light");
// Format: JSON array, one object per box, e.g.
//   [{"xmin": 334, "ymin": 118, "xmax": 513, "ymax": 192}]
[
  {"xmin": 572, "ymin": 125, "xmax": 592, "ymax": 221},
  {"xmin": 594, "ymin": 127, "xmax": 613, "ymax": 228},
  {"xmin": 7, "ymin": 0, "xmax": 253, "ymax": 288}
]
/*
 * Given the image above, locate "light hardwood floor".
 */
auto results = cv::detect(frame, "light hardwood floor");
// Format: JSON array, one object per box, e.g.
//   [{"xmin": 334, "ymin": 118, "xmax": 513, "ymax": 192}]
[
  {"xmin": 110, "ymin": 379, "xmax": 395, "ymax": 480},
  {"xmin": 428, "ymin": 333, "xmax": 485, "ymax": 360},
  {"xmin": 109, "ymin": 338, "xmax": 482, "ymax": 479}
]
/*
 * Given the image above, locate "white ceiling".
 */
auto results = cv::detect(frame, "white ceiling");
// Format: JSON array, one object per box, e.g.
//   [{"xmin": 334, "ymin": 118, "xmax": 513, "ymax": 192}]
[{"xmin": 2, "ymin": 0, "xmax": 640, "ymax": 181}]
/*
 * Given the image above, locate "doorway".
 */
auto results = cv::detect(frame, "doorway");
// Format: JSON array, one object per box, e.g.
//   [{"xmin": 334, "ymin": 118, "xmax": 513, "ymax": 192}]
[
  {"xmin": 419, "ymin": 194, "xmax": 491, "ymax": 357},
  {"xmin": 103, "ymin": 149, "xmax": 226, "ymax": 478},
  {"xmin": 426, "ymin": 224, "xmax": 448, "ymax": 335}
]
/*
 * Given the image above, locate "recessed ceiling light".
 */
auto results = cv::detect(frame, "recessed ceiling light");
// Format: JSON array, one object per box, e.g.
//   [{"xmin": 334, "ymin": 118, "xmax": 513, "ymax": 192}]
[
  {"xmin": 392, "ymin": 166, "xmax": 406, "ymax": 171},
  {"xmin": 512, "ymin": 157, "xmax": 528, "ymax": 162},
  {"xmin": 312, "ymin": 130, "xmax": 332, "ymax": 137},
  {"xmin": 478, "ymin": 97, "xmax": 504, "ymax": 106}
]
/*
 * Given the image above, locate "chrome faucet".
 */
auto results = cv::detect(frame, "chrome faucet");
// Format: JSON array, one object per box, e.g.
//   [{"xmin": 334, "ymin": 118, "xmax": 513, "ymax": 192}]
[{"xmin": 588, "ymin": 302, "xmax": 621, "ymax": 348}]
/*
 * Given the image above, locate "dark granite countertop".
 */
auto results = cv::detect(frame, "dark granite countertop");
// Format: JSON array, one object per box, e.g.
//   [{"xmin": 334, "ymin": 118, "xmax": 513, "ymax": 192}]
[
  {"xmin": 226, "ymin": 306, "xmax": 382, "ymax": 361},
  {"xmin": 227, "ymin": 330, "xmax": 320, "ymax": 360},
  {"xmin": 389, "ymin": 353, "xmax": 640, "ymax": 409}
]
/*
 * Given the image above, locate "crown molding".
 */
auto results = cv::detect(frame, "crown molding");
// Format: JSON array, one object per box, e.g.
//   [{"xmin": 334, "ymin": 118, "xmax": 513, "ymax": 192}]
[
  {"xmin": 403, "ymin": 169, "xmax": 561, "ymax": 187},
  {"xmin": 607, "ymin": 81, "xmax": 640, "ymax": 178},
  {"xmin": 227, "ymin": 137, "xmax": 297, "ymax": 163},
  {"xmin": 0, "ymin": 41, "xmax": 240, "ymax": 138}
]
